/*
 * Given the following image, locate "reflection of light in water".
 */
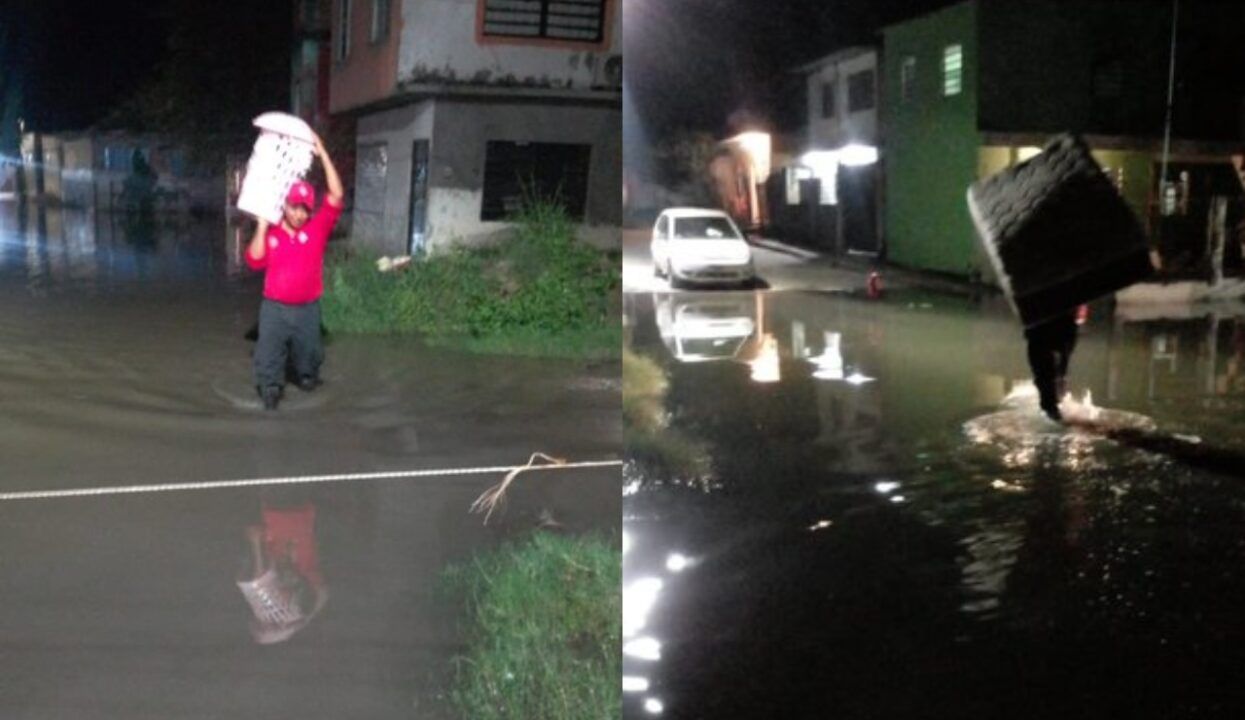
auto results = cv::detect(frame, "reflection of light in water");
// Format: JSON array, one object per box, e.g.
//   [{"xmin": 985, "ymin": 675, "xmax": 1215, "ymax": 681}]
[
  {"xmin": 959, "ymin": 527, "xmax": 1023, "ymax": 616},
  {"xmin": 875, "ymin": 481, "xmax": 900, "ymax": 495},
  {"xmin": 808, "ymin": 519, "xmax": 834, "ymax": 532},
  {"xmin": 845, "ymin": 372, "xmax": 875, "ymax": 385},
  {"xmin": 624, "ymin": 636, "xmax": 662, "ymax": 661},
  {"xmin": 665, "ymin": 553, "xmax": 690, "ymax": 572},
  {"xmin": 965, "ymin": 389, "xmax": 1157, "ymax": 472},
  {"xmin": 1003, "ymin": 381, "xmax": 1039, "ymax": 405},
  {"xmin": 624, "ymin": 579, "xmax": 663, "ymax": 638},
  {"xmin": 749, "ymin": 334, "xmax": 780, "ymax": 383},
  {"xmin": 809, "ymin": 331, "xmax": 844, "ymax": 381},
  {"xmin": 890, "ymin": 495, "xmax": 906, "ymax": 504},
  {"xmin": 1061, "ymin": 389, "xmax": 1101, "ymax": 422},
  {"xmin": 990, "ymin": 479, "xmax": 1026, "ymax": 493},
  {"xmin": 623, "ymin": 478, "xmax": 642, "ymax": 496},
  {"xmin": 645, "ymin": 698, "xmax": 665, "ymax": 715},
  {"xmin": 623, "ymin": 676, "xmax": 650, "ymax": 693}
]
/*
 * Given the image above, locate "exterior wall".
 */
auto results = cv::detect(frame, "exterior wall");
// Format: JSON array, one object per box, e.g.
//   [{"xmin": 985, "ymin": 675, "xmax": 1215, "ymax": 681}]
[
  {"xmin": 425, "ymin": 97, "xmax": 620, "ymax": 251},
  {"xmin": 977, "ymin": 1, "xmax": 1170, "ymax": 138},
  {"xmin": 805, "ymin": 50, "xmax": 879, "ymax": 150},
  {"xmin": 352, "ymin": 96, "xmax": 620, "ymax": 254},
  {"xmin": 882, "ymin": 1, "xmax": 981, "ymax": 275},
  {"xmin": 329, "ymin": 0, "xmax": 403, "ymax": 112},
  {"xmin": 40, "ymin": 135, "xmax": 64, "ymax": 201},
  {"xmin": 60, "ymin": 137, "xmax": 96, "ymax": 208},
  {"xmin": 293, "ymin": 0, "xmax": 334, "ymax": 128},
  {"xmin": 353, "ymin": 100, "xmax": 437, "ymax": 255},
  {"xmin": 398, "ymin": 0, "xmax": 620, "ymax": 89}
]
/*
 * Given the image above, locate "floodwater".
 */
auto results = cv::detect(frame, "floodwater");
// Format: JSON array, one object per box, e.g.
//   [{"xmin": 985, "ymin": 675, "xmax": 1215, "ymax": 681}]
[
  {"xmin": 624, "ymin": 288, "xmax": 1245, "ymax": 719},
  {"xmin": 0, "ymin": 202, "xmax": 620, "ymax": 718}
]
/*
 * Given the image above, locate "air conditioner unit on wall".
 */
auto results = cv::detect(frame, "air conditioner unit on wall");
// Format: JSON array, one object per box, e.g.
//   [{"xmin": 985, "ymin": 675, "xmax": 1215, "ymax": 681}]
[{"xmin": 592, "ymin": 54, "xmax": 622, "ymax": 91}]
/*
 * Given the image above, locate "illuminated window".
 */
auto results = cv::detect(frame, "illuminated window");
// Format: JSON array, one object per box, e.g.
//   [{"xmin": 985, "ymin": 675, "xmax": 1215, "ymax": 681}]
[
  {"xmin": 943, "ymin": 44, "xmax": 963, "ymax": 96},
  {"xmin": 847, "ymin": 70, "xmax": 875, "ymax": 112},
  {"xmin": 900, "ymin": 56, "xmax": 916, "ymax": 104},
  {"xmin": 371, "ymin": 0, "xmax": 390, "ymax": 42},
  {"xmin": 337, "ymin": 0, "xmax": 351, "ymax": 61},
  {"xmin": 481, "ymin": 0, "xmax": 608, "ymax": 44},
  {"xmin": 821, "ymin": 81, "xmax": 836, "ymax": 119}
]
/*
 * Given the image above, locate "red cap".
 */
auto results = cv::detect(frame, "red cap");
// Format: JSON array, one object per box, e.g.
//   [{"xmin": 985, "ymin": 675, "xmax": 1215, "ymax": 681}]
[{"xmin": 285, "ymin": 181, "xmax": 316, "ymax": 208}]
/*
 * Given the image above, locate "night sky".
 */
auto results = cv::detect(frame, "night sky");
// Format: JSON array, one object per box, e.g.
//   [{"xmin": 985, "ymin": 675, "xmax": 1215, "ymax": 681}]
[
  {"xmin": 3, "ymin": 0, "xmax": 290, "ymax": 134},
  {"xmin": 623, "ymin": 0, "xmax": 963, "ymax": 140}
]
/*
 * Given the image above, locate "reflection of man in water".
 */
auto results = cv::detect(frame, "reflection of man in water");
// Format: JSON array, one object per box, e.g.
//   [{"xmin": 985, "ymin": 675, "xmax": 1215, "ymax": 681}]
[
  {"xmin": 1025, "ymin": 309, "xmax": 1079, "ymax": 421},
  {"xmin": 236, "ymin": 490, "xmax": 328, "ymax": 644}
]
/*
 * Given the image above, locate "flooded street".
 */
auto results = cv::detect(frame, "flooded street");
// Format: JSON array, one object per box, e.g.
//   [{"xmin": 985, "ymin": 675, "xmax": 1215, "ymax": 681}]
[
  {"xmin": 0, "ymin": 203, "xmax": 620, "ymax": 718},
  {"xmin": 624, "ymin": 289, "xmax": 1245, "ymax": 719}
]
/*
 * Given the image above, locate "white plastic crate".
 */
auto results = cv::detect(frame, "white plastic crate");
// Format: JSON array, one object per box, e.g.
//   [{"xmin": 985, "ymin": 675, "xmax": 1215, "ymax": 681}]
[{"xmin": 236, "ymin": 112, "xmax": 317, "ymax": 223}]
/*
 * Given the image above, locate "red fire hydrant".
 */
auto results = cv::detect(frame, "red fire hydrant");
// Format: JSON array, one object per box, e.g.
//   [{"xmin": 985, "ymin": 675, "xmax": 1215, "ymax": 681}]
[{"xmin": 866, "ymin": 271, "xmax": 883, "ymax": 299}]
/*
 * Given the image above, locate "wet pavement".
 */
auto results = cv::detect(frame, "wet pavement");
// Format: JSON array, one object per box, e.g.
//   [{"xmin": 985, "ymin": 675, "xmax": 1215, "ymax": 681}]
[
  {"xmin": 622, "ymin": 228, "xmax": 875, "ymax": 294},
  {"xmin": 624, "ymin": 287, "xmax": 1245, "ymax": 719},
  {"xmin": 0, "ymin": 202, "xmax": 621, "ymax": 718}
]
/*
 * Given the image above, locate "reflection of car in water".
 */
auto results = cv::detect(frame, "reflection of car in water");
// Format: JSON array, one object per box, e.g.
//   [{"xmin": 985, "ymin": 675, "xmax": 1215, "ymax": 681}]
[
  {"xmin": 650, "ymin": 207, "xmax": 756, "ymax": 288},
  {"xmin": 654, "ymin": 293, "xmax": 756, "ymax": 362}
]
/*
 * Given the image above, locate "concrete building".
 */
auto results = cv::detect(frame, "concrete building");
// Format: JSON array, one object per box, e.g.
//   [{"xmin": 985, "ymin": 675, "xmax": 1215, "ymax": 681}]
[
  {"xmin": 291, "ymin": 0, "xmax": 334, "ymax": 132},
  {"xmin": 784, "ymin": 46, "xmax": 882, "ymax": 254},
  {"xmin": 801, "ymin": 46, "xmax": 879, "ymax": 153},
  {"xmin": 329, "ymin": 0, "xmax": 622, "ymax": 255},
  {"xmin": 882, "ymin": 0, "xmax": 1245, "ymax": 279}
]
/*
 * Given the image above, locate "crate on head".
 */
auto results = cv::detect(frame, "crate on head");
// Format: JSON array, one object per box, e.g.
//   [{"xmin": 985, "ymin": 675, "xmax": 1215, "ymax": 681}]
[
  {"xmin": 968, "ymin": 133, "xmax": 1153, "ymax": 327},
  {"xmin": 237, "ymin": 112, "xmax": 317, "ymax": 224}
]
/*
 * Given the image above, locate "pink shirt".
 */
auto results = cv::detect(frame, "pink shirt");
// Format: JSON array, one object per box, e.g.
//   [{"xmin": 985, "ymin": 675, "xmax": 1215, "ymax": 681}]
[{"xmin": 246, "ymin": 198, "xmax": 343, "ymax": 304}]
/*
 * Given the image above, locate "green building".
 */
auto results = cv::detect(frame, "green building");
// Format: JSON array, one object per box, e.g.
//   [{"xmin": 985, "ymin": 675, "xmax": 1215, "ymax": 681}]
[{"xmin": 881, "ymin": 0, "xmax": 1245, "ymax": 279}]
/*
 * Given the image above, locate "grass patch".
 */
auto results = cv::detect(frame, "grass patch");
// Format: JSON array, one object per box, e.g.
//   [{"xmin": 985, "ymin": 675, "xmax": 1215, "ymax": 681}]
[
  {"xmin": 431, "ymin": 324, "xmax": 620, "ymax": 360},
  {"xmin": 623, "ymin": 349, "xmax": 712, "ymax": 482},
  {"xmin": 441, "ymin": 532, "xmax": 621, "ymax": 720},
  {"xmin": 321, "ymin": 201, "xmax": 620, "ymax": 358}
]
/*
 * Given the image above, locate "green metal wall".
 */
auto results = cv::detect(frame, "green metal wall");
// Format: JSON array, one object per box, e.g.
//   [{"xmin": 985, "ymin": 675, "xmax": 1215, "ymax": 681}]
[{"xmin": 882, "ymin": 1, "xmax": 982, "ymax": 276}]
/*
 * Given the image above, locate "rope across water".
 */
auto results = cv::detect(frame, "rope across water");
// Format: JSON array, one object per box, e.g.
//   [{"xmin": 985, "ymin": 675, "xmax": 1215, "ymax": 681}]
[{"xmin": 0, "ymin": 459, "xmax": 623, "ymax": 502}]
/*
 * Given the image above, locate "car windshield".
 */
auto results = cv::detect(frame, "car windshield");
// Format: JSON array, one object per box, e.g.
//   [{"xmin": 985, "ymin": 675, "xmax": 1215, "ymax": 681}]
[{"xmin": 672, "ymin": 217, "xmax": 740, "ymax": 240}]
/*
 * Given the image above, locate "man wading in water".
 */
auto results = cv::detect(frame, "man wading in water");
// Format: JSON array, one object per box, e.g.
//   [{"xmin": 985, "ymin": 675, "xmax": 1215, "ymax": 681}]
[{"xmin": 245, "ymin": 135, "xmax": 344, "ymax": 410}]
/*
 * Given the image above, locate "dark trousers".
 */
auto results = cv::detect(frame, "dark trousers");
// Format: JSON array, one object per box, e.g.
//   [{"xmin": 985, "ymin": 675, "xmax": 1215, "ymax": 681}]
[
  {"xmin": 254, "ymin": 299, "xmax": 323, "ymax": 389},
  {"xmin": 1024, "ymin": 312, "xmax": 1078, "ymax": 410}
]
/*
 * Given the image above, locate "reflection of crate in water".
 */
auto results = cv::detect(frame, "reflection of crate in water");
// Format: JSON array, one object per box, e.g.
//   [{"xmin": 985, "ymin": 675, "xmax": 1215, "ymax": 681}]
[{"xmin": 969, "ymin": 134, "xmax": 1152, "ymax": 326}]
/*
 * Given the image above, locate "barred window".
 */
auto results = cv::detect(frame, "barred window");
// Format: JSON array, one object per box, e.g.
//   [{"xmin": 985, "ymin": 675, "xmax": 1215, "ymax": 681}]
[
  {"xmin": 943, "ymin": 44, "xmax": 963, "ymax": 96},
  {"xmin": 481, "ymin": 141, "xmax": 592, "ymax": 221},
  {"xmin": 481, "ymin": 0, "xmax": 608, "ymax": 44}
]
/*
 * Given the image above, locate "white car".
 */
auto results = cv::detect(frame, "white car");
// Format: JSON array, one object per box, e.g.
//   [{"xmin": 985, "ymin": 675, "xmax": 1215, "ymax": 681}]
[{"xmin": 651, "ymin": 208, "xmax": 755, "ymax": 288}]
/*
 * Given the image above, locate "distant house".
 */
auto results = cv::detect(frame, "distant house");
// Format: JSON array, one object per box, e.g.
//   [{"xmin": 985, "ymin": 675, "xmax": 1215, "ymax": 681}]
[
  {"xmin": 329, "ymin": 0, "xmax": 622, "ymax": 255},
  {"xmin": 20, "ymin": 130, "xmax": 223, "ymax": 212},
  {"xmin": 778, "ymin": 46, "xmax": 881, "ymax": 254},
  {"xmin": 882, "ymin": 0, "xmax": 1245, "ymax": 280}
]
